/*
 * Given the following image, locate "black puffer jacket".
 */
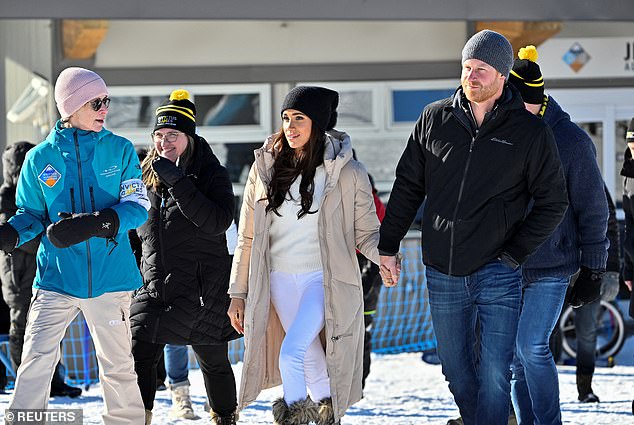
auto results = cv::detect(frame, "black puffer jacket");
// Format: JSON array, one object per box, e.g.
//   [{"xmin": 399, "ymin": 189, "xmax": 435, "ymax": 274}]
[{"xmin": 130, "ymin": 136, "xmax": 240, "ymax": 345}]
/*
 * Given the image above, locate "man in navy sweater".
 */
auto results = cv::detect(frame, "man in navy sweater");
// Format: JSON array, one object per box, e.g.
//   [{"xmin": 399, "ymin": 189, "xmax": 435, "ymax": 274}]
[{"xmin": 508, "ymin": 46, "xmax": 609, "ymax": 425}]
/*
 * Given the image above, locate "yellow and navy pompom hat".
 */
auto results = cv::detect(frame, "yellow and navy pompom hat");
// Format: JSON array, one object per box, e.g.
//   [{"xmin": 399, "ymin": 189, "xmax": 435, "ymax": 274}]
[
  {"xmin": 154, "ymin": 89, "xmax": 196, "ymax": 138},
  {"xmin": 509, "ymin": 45, "xmax": 545, "ymax": 105}
]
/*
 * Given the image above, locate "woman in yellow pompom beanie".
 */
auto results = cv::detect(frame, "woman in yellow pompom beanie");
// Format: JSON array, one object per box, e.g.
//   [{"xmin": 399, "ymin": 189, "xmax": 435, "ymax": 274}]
[{"xmin": 130, "ymin": 89, "xmax": 240, "ymax": 424}]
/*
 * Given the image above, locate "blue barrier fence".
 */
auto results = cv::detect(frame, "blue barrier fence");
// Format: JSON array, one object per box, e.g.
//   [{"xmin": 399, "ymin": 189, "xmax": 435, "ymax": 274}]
[{"xmin": 1, "ymin": 235, "xmax": 435, "ymax": 386}]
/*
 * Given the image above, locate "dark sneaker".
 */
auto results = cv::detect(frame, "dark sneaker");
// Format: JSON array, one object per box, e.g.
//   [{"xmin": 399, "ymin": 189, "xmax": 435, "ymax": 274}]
[
  {"xmin": 50, "ymin": 382, "xmax": 82, "ymax": 398},
  {"xmin": 579, "ymin": 392, "xmax": 600, "ymax": 403},
  {"xmin": 447, "ymin": 418, "xmax": 463, "ymax": 425}
]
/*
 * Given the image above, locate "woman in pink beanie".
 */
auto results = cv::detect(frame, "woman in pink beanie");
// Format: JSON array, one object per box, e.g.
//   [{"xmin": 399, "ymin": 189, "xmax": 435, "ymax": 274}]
[{"xmin": 1, "ymin": 67, "xmax": 148, "ymax": 424}]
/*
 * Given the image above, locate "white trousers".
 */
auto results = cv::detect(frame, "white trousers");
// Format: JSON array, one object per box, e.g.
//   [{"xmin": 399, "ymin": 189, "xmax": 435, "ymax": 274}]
[
  {"xmin": 8, "ymin": 289, "xmax": 145, "ymax": 425},
  {"xmin": 270, "ymin": 270, "xmax": 331, "ymax": 404}
]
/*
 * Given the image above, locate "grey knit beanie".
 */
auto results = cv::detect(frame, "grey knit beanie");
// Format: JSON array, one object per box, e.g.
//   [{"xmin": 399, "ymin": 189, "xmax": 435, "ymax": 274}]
[{"xmin": 462, "ymin": 30, "xmax": 514, "ymax": 79}]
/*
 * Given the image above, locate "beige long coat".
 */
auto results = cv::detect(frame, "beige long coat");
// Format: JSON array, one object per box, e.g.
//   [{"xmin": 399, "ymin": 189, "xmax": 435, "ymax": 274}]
[{"xmin": 228, "ymin": 130, "xmax": 380, "ymax": 421}]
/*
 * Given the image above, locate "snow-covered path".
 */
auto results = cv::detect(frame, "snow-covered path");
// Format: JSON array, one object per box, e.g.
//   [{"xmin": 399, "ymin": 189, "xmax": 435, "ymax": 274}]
[{"xmin": 2, "ymin": 352, "xmax": 632, "ymax": 424}]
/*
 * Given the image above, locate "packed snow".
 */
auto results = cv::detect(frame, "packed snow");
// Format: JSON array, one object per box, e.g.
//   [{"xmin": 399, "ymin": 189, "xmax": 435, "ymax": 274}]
[{"xmin": 2, "ymin": 350, "xmax": 633, "ymax": 424}]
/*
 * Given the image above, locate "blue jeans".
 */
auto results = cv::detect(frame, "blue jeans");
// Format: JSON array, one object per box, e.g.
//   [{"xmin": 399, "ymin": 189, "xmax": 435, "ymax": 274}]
[
  {"xmin": 511, "ymin": 276, "xmax": 569, "ymax": 425},
  {"xmin": 164, "ymin": 344, "xmax": 189, "ymax": 386},
  {"xmin": 574, "ymin": 299, "xmax": 601, "ymax": 376},
  {"xmin": 426, "ymin": 260, "xmax": 522, "ymax": 425}
]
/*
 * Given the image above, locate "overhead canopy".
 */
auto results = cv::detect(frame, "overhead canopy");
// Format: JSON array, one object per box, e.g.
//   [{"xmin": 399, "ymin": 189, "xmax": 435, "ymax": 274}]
[{"xmin": 2, "ymin": 0, "xmax": 634, "ymax": 21}]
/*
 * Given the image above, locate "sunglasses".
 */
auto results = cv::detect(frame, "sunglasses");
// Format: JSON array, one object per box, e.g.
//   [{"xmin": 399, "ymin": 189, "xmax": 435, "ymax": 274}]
[{"xmin": 89, "ymin": 96, "xmax": 111, "ymax": 111}]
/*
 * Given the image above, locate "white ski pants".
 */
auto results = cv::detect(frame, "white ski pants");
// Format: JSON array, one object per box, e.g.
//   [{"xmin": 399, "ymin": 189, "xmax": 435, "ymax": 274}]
[
  {"xmin": 270, "ymin": 270, "xmax": 331, "ymax": 404},
  {"xmin": 7, "ymin": 289, "xmax": 145, "ymax": 425}
]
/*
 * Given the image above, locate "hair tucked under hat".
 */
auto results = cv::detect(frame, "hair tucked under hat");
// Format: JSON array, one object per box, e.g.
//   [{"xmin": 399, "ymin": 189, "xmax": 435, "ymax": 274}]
[
  {"xmin": 509, "ymin": 45, "xmax": 545, "ymax": 105},
  {"xmin": 280, "ymin": 86, "xmax": 339, "ymax": 132},
  {"xmin": 154, "ymin": 89, "xmax": 197, "ymax": 139},
  {"xmin": 54, "ymin": 67, "xmax": 108, "ymax": 120},
  {"xmin": 462, "ymin": 29, "xmax": 514, "ymax": 79}
]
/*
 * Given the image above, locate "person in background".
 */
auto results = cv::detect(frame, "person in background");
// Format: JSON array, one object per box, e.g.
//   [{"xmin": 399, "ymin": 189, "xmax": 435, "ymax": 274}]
[
  {"xmin": 129, "ymin": 89, "xmax": 240, "ymax": 425},
  {"xmin": 1, "ymin": 67, "xmax": 148, "ymax": 424},
  {"xmin": 228, "ymin": 86, "xmax": 388, "ymax": 425},
  {"xmin": 569, "ymin": 185, "xmax": 621, "ymax": 404},
  {"xmin": 379, "ymin": 31, "xmax": 568, "ymax": 425},
  {"xmin": 618, "ymin": 117, "xmax": 634, "ymax": 415},
  {"xmin": 0, "ymin": 141, "xmax": 83, "ymax": 399},
  {"xmin": 507, "ymin": 45, "xmax": 608, "ymax": 424}
]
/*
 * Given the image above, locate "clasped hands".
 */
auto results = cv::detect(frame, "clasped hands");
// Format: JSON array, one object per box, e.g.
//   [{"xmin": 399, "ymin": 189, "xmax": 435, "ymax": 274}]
[{"xmin": 379, "ymin": 253, "xmax": 402, "ymax": 288}]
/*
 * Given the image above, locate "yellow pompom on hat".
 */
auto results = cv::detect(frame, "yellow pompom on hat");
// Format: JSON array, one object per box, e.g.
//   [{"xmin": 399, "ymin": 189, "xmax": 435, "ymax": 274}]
[
  {"xmin": 508, "ymin": 45, "xmax": 545, "ymax": 105},
  {"xmin": 154, "ymin": 89, "xmax": 197, "ymax": 138}
]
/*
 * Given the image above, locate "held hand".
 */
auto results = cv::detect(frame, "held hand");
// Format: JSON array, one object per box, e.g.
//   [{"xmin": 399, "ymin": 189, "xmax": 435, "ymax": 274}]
[
  {"xmin": 379, "ymin": 253, "xmax": 401, "ymax": 287},
  {"xmin": 151, "ymin": 156, "xmax": 185, "ymax": 188},
  {"xmin": 625, "ymin": 280, "xmax": 633, "ymax": 291},
  {"xmin": 227, "ymin": 298, "xmax": 245, "ymax": 334}
]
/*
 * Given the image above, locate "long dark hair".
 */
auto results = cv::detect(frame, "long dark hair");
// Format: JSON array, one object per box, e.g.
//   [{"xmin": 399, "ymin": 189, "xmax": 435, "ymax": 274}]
[{"xmin": 265, "ymin": 122, "xmax": 326, "ymax": 218}]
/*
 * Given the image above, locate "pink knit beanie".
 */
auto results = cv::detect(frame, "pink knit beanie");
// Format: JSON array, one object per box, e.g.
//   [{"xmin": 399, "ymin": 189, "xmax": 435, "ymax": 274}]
[{"xmin": 54, "ymin": 67, "xmax": 108, "ymax": 119}]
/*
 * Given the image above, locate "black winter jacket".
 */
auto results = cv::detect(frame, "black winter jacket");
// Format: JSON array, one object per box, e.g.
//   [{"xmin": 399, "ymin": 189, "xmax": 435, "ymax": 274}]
[
  {"xmin": 0, "ymin": 142, "xmax": 38, "ymax": 309},
  {"xmin": 379, "ymin": 85, "xmax": 568, "ymax": 276},
  {"xmin": 130, "ymin": 136, "xmax": 240, "ymax": 345}
]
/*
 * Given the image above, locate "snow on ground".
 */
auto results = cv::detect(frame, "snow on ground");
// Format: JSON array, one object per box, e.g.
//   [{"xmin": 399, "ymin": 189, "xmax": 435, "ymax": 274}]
[{"xmin": 1, "ymin": 352, "xmax": 633, "ymax": 424}]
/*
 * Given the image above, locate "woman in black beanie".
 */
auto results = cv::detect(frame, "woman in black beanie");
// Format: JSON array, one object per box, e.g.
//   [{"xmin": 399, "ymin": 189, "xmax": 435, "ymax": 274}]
[
  {"xmin": 227, "ymin": 86, "xmax": 387, "ymax": 425},
  {"xmin": 129, "ymin": 89, "xmax": 240, "ymax": 425}
]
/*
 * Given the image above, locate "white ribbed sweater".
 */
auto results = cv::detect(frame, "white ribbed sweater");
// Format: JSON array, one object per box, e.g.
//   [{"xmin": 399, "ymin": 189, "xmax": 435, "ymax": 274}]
[{"xmin": 269, "ymin": 166, "xmax": 326, "ymax": 273}]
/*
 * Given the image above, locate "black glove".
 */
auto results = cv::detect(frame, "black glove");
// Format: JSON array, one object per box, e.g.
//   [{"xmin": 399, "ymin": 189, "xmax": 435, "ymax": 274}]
[
  {"xmin": 151, "ymin": 156, "xmax": 185, "ymax": 188},
  {"xmin": 46, "ymin": 208, "xmax": 119, "ymax": 248},
  {"xmin": 0, "ymin": 223, "xmax": 18, "ymax": 252},
  {"xmin": 570, "ymin": 266, "xmax": 603, "ymax": 308}
]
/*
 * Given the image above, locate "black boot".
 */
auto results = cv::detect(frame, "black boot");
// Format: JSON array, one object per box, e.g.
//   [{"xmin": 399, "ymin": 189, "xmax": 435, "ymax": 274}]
[
  {"xmin": 50, "ymin": 382, "xmax": 82, "ymax": 398},
  {"xmin": 272, "ymin": 397, "xmax": 319, "ymax": 425},
  {"xmin": 211, "ymin": 409, "xmax": 238, "ymax": 425},
  {"xmin": 576, "ymin": 372, "xmax": 600, "ymax": 403}
]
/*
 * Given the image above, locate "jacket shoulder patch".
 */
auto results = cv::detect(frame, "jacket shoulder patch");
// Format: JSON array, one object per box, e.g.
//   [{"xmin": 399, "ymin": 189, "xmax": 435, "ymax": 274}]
[{"xmin": 38, "ymin": 164, "xmax": 61, "ymax": 188}]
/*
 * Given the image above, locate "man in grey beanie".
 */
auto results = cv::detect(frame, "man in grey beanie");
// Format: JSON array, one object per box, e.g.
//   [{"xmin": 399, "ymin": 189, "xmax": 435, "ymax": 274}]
[{"xmin": 378, "ymin": 30, "xmax": 568, "ymax": 425}]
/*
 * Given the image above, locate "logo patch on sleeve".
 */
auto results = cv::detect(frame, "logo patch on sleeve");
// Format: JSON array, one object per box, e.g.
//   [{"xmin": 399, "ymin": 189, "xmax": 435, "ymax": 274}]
[{"xmin": 38, "ymin": 164, "xmax": 62, "ymax": 188}]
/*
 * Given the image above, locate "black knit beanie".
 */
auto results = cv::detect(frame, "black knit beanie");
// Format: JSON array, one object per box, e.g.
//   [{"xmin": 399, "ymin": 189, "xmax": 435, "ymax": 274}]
[
  {"xmin": 154, "ymin": 89, "xmax": 196, "ymax": 139},
  {"xmin": 281, "ymin": 86, "xmax": 339, "ymax": 131},
  {"xmin": 509, "ymin": 45, "xmax": 545, "ymax": 105},
  {"xmin": 627, "ymin": 117, "xmax": 634, "ymax": 144},
  {"xmin": 462, "ymin": 29, "xmax": 514, "ymax": 79}
]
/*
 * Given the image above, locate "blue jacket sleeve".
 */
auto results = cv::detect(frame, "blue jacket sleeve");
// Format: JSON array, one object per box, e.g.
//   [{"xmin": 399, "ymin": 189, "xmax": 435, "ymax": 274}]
[
  {"xmin": 8, "ymin": 153, "xmax": 47, "ymax": 246},
  {"xmin": 109, "ymin": 142, "xmax": 150, "ymax": 232}
]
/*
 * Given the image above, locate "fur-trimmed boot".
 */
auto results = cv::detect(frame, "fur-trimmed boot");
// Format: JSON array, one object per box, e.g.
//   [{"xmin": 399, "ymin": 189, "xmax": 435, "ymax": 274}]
[
  {"xmin": 272, "ymin": 397, "xmax": 319, "ymax": 425},
  {"xmin": 317, "ymin": 398, "xmax": 340, "ymax": 425},
  {"xmin": 577, "ymin": 372, "xmax": 600, "ymax": 402},
  {"xmin": 211, "ymin": 409, "xmax": 239, "ymax": 425}
]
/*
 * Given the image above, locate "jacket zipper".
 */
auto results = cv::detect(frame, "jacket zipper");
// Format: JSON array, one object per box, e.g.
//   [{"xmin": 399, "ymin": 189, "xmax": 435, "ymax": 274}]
[
  {"xmin": 196, "ymin": 262, "xmax": 205, "ymax": 307},
  {"xmin": 89, "ymin": 186, "xmax": 96, "ymax": 211},
  {"xmin": 447, "ymin": 102, "xmax": 498, "ymax": 275},
  {"xmin": 69, "ymin": 188, "xmax": 76, "ymax": 213},
  {"xmin": 158, "ymin": 195, "xmax": 168, "ymax": 305},
  {"xmin": 73, "ymin": 132, "xmax": 92, "ymax": 297},
  {"xmin": 448, "ymin": 134, "xmax": 475, "ymax": 276}
]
